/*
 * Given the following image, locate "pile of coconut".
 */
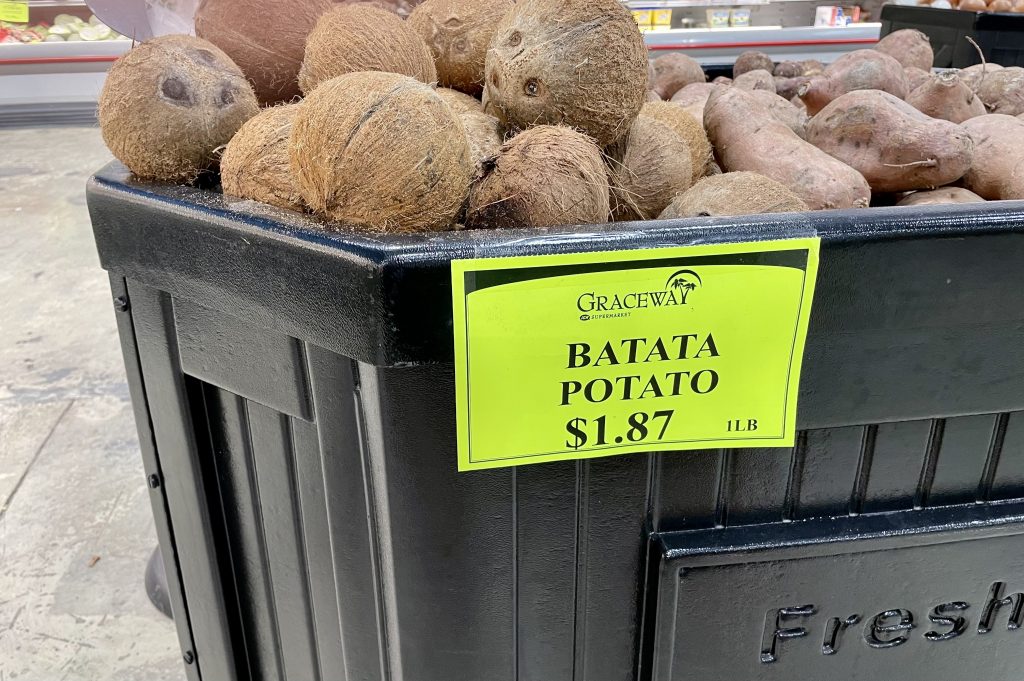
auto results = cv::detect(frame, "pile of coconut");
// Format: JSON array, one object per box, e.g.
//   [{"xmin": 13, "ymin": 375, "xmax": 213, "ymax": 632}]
[{"xmin": 98, "ymin": 0, "xmax": 1024, "ymax": 234}]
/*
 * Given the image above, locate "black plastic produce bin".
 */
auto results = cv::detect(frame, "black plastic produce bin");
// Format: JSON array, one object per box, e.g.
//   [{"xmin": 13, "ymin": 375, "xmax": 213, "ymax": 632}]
[
  {"xmin": 87, "ymin": 161, "xmax": 1024, "ymax": 681},
  {"xmin": 881, "ymin": 4, "xmax": 1024, "ymax": 68}
]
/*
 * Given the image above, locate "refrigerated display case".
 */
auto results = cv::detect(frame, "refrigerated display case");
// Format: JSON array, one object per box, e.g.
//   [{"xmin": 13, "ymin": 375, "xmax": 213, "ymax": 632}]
[{"xmin": 0, "ymin": 1, "xmax": 129, "ymax": 124}]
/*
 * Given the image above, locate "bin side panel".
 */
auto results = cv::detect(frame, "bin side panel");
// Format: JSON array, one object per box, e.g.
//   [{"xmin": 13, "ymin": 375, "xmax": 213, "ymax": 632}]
[
  {"xmin": 650, "ymin": 450, "xmax": 725, "ymax": 532},
  {"xmin": 358, "ymin": 363, "xmax": 516, "ymax": 681},
  {"xmin": 198, "ymin": 385, "xmax": 285, "ymax": 681},
  {"xmin": 792, "ymin": 426, "xmax": 864, "ymax": 520},
  {"xmin": 992, "ymin": 411, "xmax": 1024, "ymax": 501},
  {"xmin": 175, "ymin": 298, "xmax": 313, "ymax": 421},
  {"xmin": 127, "ymin": 281, "xmax": 239, "ymax": 681},
  {"xmin": 929, "ymin": 414, "xmax": 1000, "ymax": 507},
  {"xmin": 860, "ymin": 420, "xmax": 933, "ymax": 514},
  {"xmin": 108, "ymin": 275, "xmax": 200, "ymax": 681},
  {"xmin": 306, "ymin": 344, "xmax": 388, "ymax": 681}
]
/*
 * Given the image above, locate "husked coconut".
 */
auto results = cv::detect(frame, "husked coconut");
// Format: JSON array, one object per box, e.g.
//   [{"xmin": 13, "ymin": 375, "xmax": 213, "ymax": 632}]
[
  {"xmin": 641, "ymin": 101, "xmax": 712, "ymax": 182},
  {"xmin": 659, "ymin": 172, "xmax": 808, "ymax": 218},
  {"xmin": 221, "ymin": 103, "xmax": 303, "ymax": 211},
  {"xmin": 466, "ymin": 125, "xmax": 610, "ymax": 228},
  {"xmin": 98, "ymin": 34, "xmax": 258, "ymax": 183},
  {"xmin": 608, "ymin": 114, "xmax": 694, "ymax": 220},
  {"xmin": 482, "ymin": 0, "xmax": 649, "ymax": 146},
  {"xmin": 299, "ymin": 4, "xmax": 437, "ymax": 93},
  {"xmin": 460, "ymin": 110, "xmax": 502, "ymax": 178},
  {"xmin": 437, "ymin": 87, "xmax": 483, "ymax": 114},
  {"xmin": 194, "ymin": 0, "xmax": 332, "ymax": 104},
  {"xmin": 408, "ymin": 0, "xmax": 513, "ymax": 96},
  {"xmin": 290, "ymin": 72, "xmax": 473, "ymax": 232}
]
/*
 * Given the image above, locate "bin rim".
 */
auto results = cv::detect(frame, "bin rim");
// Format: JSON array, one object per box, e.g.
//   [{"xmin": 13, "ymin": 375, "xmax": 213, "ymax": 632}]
[{"xmin": 88, "ymin": 161, "xmax": 1024, "ymax": 367}]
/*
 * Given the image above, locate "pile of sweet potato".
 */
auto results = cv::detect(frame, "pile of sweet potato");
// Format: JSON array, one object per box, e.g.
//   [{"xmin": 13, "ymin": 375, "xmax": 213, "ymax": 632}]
[{"xmin": 651, "ymin": 31, "xmax": 1024, "ymax": 213}]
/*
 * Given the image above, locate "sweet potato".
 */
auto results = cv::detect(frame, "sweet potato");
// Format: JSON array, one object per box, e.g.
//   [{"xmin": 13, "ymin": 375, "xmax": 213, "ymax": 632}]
[
  {"xmin": 805, "ymin": 90, "xmax": 974, "ymax": 193},
  {"xmin": 775, "ymin": 76, "xmax": 808, "ymax": 100},
  {"xmin": 959, "ymin": 62, "xmax": 1002, "ymax": 91},
  {"xmin": 975, "ymin": 66, "xmax": 1024, "ymax": 115},
  {"xmin": 896, "ymin": 187, "xmax": 985, "ymax": 206},
  {"xmin": 651, "ymin": 52, "xmax": 706, "ymax": 99},
  {"xmin": 907, "ymin": 71, "xmax": 986, "ymax": 122},
  {"xmin": 734, "ymin": 69, "xmax": 775, "ymax": 92},
  {"xmin": 798, "ymin": 50, "xmax": 909, "ymax": 116},
  {"xmin": 748, "ymin": 89, "xmax": 808, "ymax": 137},
  {"xmin": 670, "ymin": 82, "xmax": 720, "ymax": 122},
  {"xmin": 712, "ymin": 76, "xmax": 732, "ymax": 85},
  {"xmin": 961, "ymin": 114, "xmax": 1024, "ymax": 199},
  {"xmin": 801, "ymin": 59, "xmax": 826, "ymax": 77},
  {"xmin": 874, "ymin": 29, "xmax": 933, "ymax": 71},
  {"xmin": 733, "ymin": 51, "xmax": 774, "ymax": 78},
  {"xmin": 904, "ymin": 66, "xmax": 932, "ymax": 92},
  {"xmin": 774, "ymin": 61, "xmax": 804, "ymax": 78},
  {"xmin": 705, "ymin": 87, "xmax": 870, "ymax": 209}
]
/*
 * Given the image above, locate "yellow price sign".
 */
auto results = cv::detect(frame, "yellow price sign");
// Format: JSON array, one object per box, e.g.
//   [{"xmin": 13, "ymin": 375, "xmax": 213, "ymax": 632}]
[
  {"xmin": 452, "ymin": 238, "xmax": 820, "ymax": 472},
  {"xmin": 0, "ymin": 2, "xmax": 29, "ymax": 23}
]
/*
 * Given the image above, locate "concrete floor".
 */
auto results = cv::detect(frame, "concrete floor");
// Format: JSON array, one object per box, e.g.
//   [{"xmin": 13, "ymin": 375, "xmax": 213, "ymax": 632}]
[{"xmin": 0, "ymin": 125, "xmax": 184, "ymax": 680}]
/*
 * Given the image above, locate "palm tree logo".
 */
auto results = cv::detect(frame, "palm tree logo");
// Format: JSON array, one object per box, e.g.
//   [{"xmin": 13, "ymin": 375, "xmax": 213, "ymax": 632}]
[{"xmin": 666, "ymin": 269, "xmax": 702, "ymax": 304}]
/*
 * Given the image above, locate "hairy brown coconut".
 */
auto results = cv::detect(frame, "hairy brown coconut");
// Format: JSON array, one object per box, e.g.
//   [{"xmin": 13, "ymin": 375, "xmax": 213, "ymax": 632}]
[
  {"xmin": 641, "ymin": 101, "xmax": 712, "ymax": 182},
  {"xmin": 408, "ymin": 0, "xmax": 513, "ymax": 96},
  {"xmin": 437, "ymin": 87, "xmax": 483, "ymax": 114},
  {"xmin": 290, "ymin": 72, "xmax": 473, "ymax": 232},
  {"xmin": 466, "ymin": 125, "xmax": 610, "ymax": 229},
  {"xmin": 221, "ymin": 104, "xmax": 303, "ymax": 211},
  {"xmin": 460, "ymin": 110, "xmax": 502, "ymax": 179},
  {"xmin": 734, "ymin": 51, "xmax": 774, "ymax": 77},
  {"xmin": 608, "ymin": 114, "xmax": 693, "ymax": 221},
  {"xmin": 658, "ymin": 172, "xmax": 808, "ymax": 219},
  {"xmin": 651, "ymin": 52, "xmax": 706, "ymax": 99},
  {"xmin": 299, "ymin": 5, "xmax": 437, "ymax": 94},
  {"xmin": 194, "ymin": 0, "xmax": 331, "ymax": 105},
  {"xmin": 482, "ymin": 0, "xmax": 648, "ymax": 147},
  {"xmin": 98, "ymin": 35, "xmax": 258, "ymax": 183}
]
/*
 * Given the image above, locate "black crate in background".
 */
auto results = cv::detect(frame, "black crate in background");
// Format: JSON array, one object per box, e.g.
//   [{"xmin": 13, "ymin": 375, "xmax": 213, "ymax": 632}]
[{"xmin": 881, "ymin": 4, "xmax": 1024, "ymax": 68}]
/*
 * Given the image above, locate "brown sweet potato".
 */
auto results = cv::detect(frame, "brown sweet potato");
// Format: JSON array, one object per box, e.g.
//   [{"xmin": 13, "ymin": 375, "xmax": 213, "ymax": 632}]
[
  {"xmin": 712, "ymin": 76, "xmax": 732, "ymax": 85},
  {"xmin": 798, "ymin": 50, "xmax": 909, "ymax": 116},
  {"xmin": 658, "ymin": 172, "xmax": 808, "ymax": 218},
  {"xmin": 959, "ymin": 62, "xmax": 1002, "ymax": 91},
  {"xmin": 670, "ymin": 82, "xmax": 722, "ymax": 125},
  {"xmin": 705, "ymin": 87, "xmax": 870, "ymax": 209},
  {"xmin": 748, "ymin": 89, "xmax": 808, "ymax": 137},
  {"xmin": 907, "ymin": 71, "xmax": 986, "ymax": 122},
  {"xmin": 874, "ymin": 29, "xmax": 933, "ymax": 71},
  {"xmin": 774, "ymin": 61, "xmax": 804, "ymax": 78},
  {"xmin": 734, "ymin": 69, "xmax": 776, "ymax": 92},
  {"xmin": 733, "ymin": 51, "xmax": 774, "ymax": 78},
  {"xmin": 805, "ymin": 90, "xmax": 974, "ymax": 193},
  {"xmin": 896, "ymin": 187, "xmax": 985, "ymax": 206},
  {"xmin": 975, "ymin": 66, "xmax": 1024, "ymax": 115},
  {"xmin": 961, "ymin": 114, "xmax": 1024, "ymax": 199},
  {"xmin": 651, "ymin": 52, "xmax": 706, "ymax": 99},
  {"xmin": 904, "ymin": 66, "xmax": 932, "ymax": 92},
  {"xmin": 775, "ymin": 76, "xmax": 808, "ymax": 100},
  {"xmin": 801, "ymin": 59, "xmax": 826, "ymax": 77}
]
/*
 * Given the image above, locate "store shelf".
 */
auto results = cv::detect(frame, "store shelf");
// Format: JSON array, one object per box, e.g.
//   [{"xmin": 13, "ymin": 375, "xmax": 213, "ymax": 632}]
[
  {"xmin": 644, "ymin": 23, "xmax": 880, "ymax": 63},
  {"xmin": 26, "ymin": 0, "xmax": 87, "ymax": 6}
]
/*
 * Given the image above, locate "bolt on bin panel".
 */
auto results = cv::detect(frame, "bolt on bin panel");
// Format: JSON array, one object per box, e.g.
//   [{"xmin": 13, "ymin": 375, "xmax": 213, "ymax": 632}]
[{"xmin": 87, "ymin": 164, "xmax": 1024, "ymax": 681}]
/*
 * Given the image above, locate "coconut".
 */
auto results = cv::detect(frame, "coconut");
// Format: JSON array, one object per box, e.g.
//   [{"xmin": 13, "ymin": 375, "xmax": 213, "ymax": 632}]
[
  {"xmin": 482, "ymin": 0, "xmax": 648, "ymax": 147},
  {"xmin": 734, "ymin": 51, "xmax": 775, "ymax": 77},
  {"xmin": 641, "ymin": 101, "xmax": 712, "ymax": 182},
  {"xmin": 408, "ymin": 0, "xmax": 513, "ymax": 96},
  {"xmin": 466, "ymin": 125, "xmax": 610, "ymax": 228},
  {"xmin": 608, "ymin": 114, "xmax": 693, "ymax": 221},
  {"xmin": 290, "ymin": 72, "xmax": 473, "ymax": 232},
  {"xmin": 460, "ymin": 110, "xmax": 502, "ymax": 179},
  {"xmin": 658, "ymin": 172, "xmax": 808, "ymax": 219},
  {"xmin": 194, "ymin": 0, "xmax": 331, "ymax": 105},
  {"xmin": 651, "ymin": 52, "xmax": 706, "ymax": 99},
  {"xmin": 98, "ymin": 35, "xmax": 258, "ymax": 183},
  {"xmin": 437, "ymin": 87, "xmax": 483, "ymax": 114},
  {"xmin": 221, "ymin": 104, "xmax": 303, "ymax": 211},
  {"xmin": 299, "ymin": 4, "xmax": 437, "ymax": 94}
]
